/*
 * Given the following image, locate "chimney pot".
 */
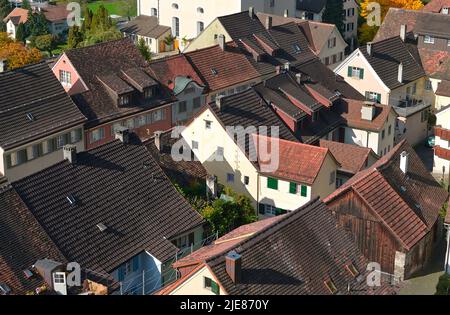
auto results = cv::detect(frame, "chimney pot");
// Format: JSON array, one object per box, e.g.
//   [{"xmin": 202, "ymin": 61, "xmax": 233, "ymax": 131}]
[
  {"xmin": 265, "ymin": 16, "xmax": 273, "ymax": 29},
  {"xmin": 398, "ymin": 62, "xmax": 403, "ymax": 83},
  {"xmin": 154, "ymin": 130, "xmax": 163, "ymax": 152},
  {"xmin": 63, "ymin": 145, "xmax": 77, "ymax": 164},
  {"xmin": 225, "ymin": 251, "xmax": 242, "ymax": 284},
  {"xmin": 216, "ymin": 95, "xmax": 225, "ymax": 111},
  {"xmin": 218, "ymin": 34, "xmax": 225, "ymax": 51},
  {"xmin": 361, "ymin": 101, "xmax": 376, "ymax": 121},
  {"xmin": 249, "ymin": 7, "xmax": 255, "ymax": 19},
  {"xmin": 367, "ymin": 42, "xmax": 372, "ymax": 56},
  {"xmin": 284, "ymin": 9, "xmax": 289, "ymax": 17},
  {"xmin": 115, "ymin": 126, "xmax": 130, "ymax": 144},
  {"xmin": 400, "ymin": 151, "xmax": 409, "ymax": 174},
  {"xmin": 400, "ymin": 24, "xmax": 406, "ymax": 42}
]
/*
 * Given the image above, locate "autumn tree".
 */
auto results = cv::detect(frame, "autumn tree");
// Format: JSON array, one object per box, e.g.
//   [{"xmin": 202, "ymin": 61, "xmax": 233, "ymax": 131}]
[
  {"xmin": 0, "ymin": 32, "xmax": 42, "ymax": 69},
  {"xmin": 34, "ymin": 34, "xmax": 55, "ymax": 55}
]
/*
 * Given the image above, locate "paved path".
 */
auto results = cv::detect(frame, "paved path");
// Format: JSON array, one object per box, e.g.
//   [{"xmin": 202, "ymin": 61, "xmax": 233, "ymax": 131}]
[{"xmin": 399, "ymin": 241, "xmax": 446, "ymax": 295}]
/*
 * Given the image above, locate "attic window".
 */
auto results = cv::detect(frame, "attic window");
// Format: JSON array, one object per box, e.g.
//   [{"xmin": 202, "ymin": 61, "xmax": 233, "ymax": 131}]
[
  {"xmin": 26, "ymin": 113, "xmax": 35, "ymax": 121},
  {"xmin": 97, "ymin": 223, "xmax": 108, "ymax": 232},
  {"xmin": 292, "ymin": 43, "xmax": 301, "ymax": 54},
  {"xmin": 211, "ymin": 68, "xmax": 218, "ymax": 76},
  {"xmin": 197, "ymin": 7, "xmax": 204, "ymax": 14},
  {"xmin": 345, "ymin": 263, "xmax": 359, "ymax": 277},
  {"xmin": 119, "ymin": 95, "xmax": 130, "ymax": 106},
  {"xmin": 66, "ymin": 194, "xmax": 77, "ymax": 206},
  {"xmin": 324, "ymin": 279, "xmax": 338, "ymax": 294},
  {"xmin": 23, "ymin": 269, "xmax": 34, "ymax": 279},
  {"xmin": 144, "ymin": 88, "xmax": 153, "ymax": 99}
]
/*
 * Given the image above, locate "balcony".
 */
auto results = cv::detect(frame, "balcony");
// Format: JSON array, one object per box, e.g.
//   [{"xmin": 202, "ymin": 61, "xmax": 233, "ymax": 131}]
[{"xmin": 393, "ymin": 98, "xmax": 430, "ymax": 118}]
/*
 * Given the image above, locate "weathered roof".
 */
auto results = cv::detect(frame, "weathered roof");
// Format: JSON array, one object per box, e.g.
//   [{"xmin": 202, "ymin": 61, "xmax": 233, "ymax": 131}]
[
  {"xmin": 185, "ymin": 42, "xmax": 261, "ymax": 92},
  {"xmin": 40, "ymin": 4, "xmax": 70, "ymax": 22},
  {"xmin": 373, "ymin": 8, "xmax": 420, "ymax": 42},
  {"xmin": 120, "ymin": 15, "xmax": 171, "ymax": 38},
  {"xmin": 334, "ymin": 98, "xmax": 393, "ymax": 132},
  {"xmin": 422, "ymin": 0, "xmax": 450, "ymax": 13},
  {"xmin": 12, "ymin": 134, "xmax": 204, "ymax": 273},
  {"xmin": 255, "ymin": 135, "xmax": 335, "ymax": 185},
  {"xmin": 414, "ymin": 12, "xmax": 450, "ymax": 38},
  {"xmin": 360, "ymin": 36, "xmax": 425, "ymax": 90},
  {"xmin": 418, "ymin": 48, "xmax": 450, "ymax": 80},
  {"xmin": 325, "ymin": 140, "xmax": 448, "ymax": 250},
  {"xmin": 66, "ymin": 38, "xmax": 173, "ymax": 128},
  {"xmin": 3, "ymin": 7, "xmax": 28, "ymax": 24},
  {"xmin": 436, "ymin": 80, "xmax": 450, "ymax": 97},
  {"xmin": 319, "ymin": 140, "xmax": 377, "ymax": 174},
  {"xmin": 206, "ymin": 199, "xmax": 394, "ymax": 295},
  {"xmin": 0, "ymin": 62, "xmax": 86, "ymax": 150},
  {"xmin": 0, "ymin": 185, "xmax": 66, "ymax": 295}
]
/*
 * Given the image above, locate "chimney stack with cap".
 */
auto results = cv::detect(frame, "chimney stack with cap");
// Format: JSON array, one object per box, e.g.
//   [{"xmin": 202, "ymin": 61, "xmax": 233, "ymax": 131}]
[
  {"xmin": 218, "ymin": 34, "xmax": 225, "ymax": 51},
  {"xmin": 249, "ymin": 6, "xmax": 255, "ymax": 18},
  {"xmin": 265, "ymin": 16, "xmax": 272, "ymax": 29},
  {"xmin": 216, "ymin": 95, "xmax": 226, "ymax": 111},
  {"xmin": 63, "ymin": 145, "xmax": 77, "ymax": 164},
  {"xmin": 225, "ymin": 251, "xmax": 242, "ymax": 284},
  {"xmin": 115, "ymin": 126, "xmax": 130, "ymax": 144},
  {"xmin": 154, "ymin": 130, "xmax": 163, "ymax": 152},
  {"xmin": 400, "ymin": 151, "xmax": 409, "ymax": 174}
]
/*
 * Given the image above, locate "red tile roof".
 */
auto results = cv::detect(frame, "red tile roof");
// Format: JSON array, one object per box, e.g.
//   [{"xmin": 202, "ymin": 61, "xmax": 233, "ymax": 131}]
[
  {"xmin": 422, "ymin": 0, "xmax": 450, "ymax": 13},
  {"xmin": 254, "ymin": 134, "xmax": 338, "ymax": 185},
  {"xmin": 436, "ymin": 80, "xmax": 450, "ymax": 97},
  {"xmin": 148, "ymin": 54, "xmax": 205, "ymax": 90},
  {"xmin": 418, "ymin": 48, "xmax": 450, "ymax": 80},
  {"xmin": 172, "ymin": 216, "xmax": 282, "ymax": 269},
  {"xmin": 41, "ymin": 4, "xmax": 69, "ymax": 22},
  {"xmin": 185, "ymin": 42, "xmax": 261, "ymax": 92},
  {"xmin": 325, "ymin": 140, "xmax": 448, "ymax": 250},
  {"xmin": 335, "ymin": 98, "xmax": 393, "ymax": 132},
  {"xmin": 373, "ymin": 8, "xmax": 420, "ymax": 42},
  {"xmin": 319, "ymin": 140, "xmax": 378, "ymax": 174},
  {"xmin": 3, "ymin": 8, "xmax": 28, "ymax": 24}
]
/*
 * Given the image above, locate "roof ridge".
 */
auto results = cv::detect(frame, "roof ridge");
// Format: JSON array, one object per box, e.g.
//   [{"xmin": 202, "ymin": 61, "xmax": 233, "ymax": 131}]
[{"xmin": 206, "ymin": 198, "xmax": 323, "ymax": 264}]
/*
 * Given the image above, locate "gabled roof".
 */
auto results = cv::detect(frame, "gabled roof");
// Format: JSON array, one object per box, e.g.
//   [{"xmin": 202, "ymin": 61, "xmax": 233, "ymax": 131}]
[
  {"xmin": 12, "ymin": 134, "xmax": 204, "ymax": 273},
  {"xmin": 255, "ymin": 135, "xmax": 337, "ymax": 185},
  {"xmin": 185, "ymin": 42, "xmax": 260, "ymax": 92},
  {"xmin": 203, "ymin": 199, "xmax": 394, "ymax": 295},
  {"xmin": 120, "ymin": 15, "xmax": 171, "ymax": 38},
  {"xmin": 208, "ymin": 88, "xmax": 297, "ymax": 143},
  {"xmin": 0, "ymin": 62, "xmax": 86, "ymax": 150},
  {"xmin": 40, "ymin": 4, "xmax": 70, "ymax": 22},
  {"xmin": 148, "ymin": 54, "xmax": 205, "ymax": 92},
  {"xmin": 333, "ymin": 98, "xmax": 393, "ymax": 132},
  {"xmin": 360, "ymin": 36, "xmax": 425, "ymax": 90},
  {"xmin": 296, "ymin": 0, "xmax": 326, "ymax": 13},
  {"xmin": 422, "ymin": 0, "xmax": 450, "ymax": 13},
  {"xmin": 319, "ymin": 140, "xmax": 378, "ymax": 175},
  {"xmin": 436, "ymin": 79, "xmax": 450, "ymax": 97},
  {"xmin": 65, "ymin": 38, "xmax": 172, "ymax": 128},
  {"xmin": 0, "ymin": 185, "xmax": 67, "ymax": 295},
  {"xmin": 373, "ymin": 8, "xmax": 420, "ymax": 42},
  {"xmin": 414, "ymin": 12, "xmax": 450, "ymax": 38},
  {"xmin": 418, "ymin": 48, "xmax": 450, "ymax": 80},
  {"xmin": 217, "ymin": 11, "xmax": 267, "ymax": 39},
  {"xmin": 3, "ymin": 7, "xmax": 28, "ymax": 24},
  {"xmin": 325, "ymin": 140, "xmax": 448, "ymax": 250}
]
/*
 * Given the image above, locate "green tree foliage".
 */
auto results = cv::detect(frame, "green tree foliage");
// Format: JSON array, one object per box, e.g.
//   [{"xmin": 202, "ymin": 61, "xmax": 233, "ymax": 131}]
[
  {"xmin": 91, "ymin": 5, "xmax": 112, "ymax": 31},
  {"xmin": 15, "ymin": 22, "xmax": 27, "ymax": 43},
  {"xmin": 81, "ymin": 6, "xmax": 94, "ymax": 32},
  {"xmin": 27, "ymin": 10, "xmax": 49, "ymax": 37},
  {"xmin": 435, "ymin": 273, "xmax": 450, "ymax": 295},
  {"xmin": 34, "ymin": 34, "xmax": 55, "ymax": 55},
  {"xmin": 322, "ymin": 0, "xmax": 345, "ymax": 34},
  {"xmin": 0, "ymin": 0, "xmax": 12, "ymax": 31},
  {"xmin": 67, "ymin": 25, "xmax": 84, "ymax": 48},
  {"xmin": 358, "ymin": 23, "xmax": 379, "ymax": 45},
  {"xmin": 21, "ymin": 0, "xmax": 31, "ymax": 10},
  {"xmin": 137, "ymin": 37, "xmax": 151, "ymax": 61},
  {"xmin": 200, "ymin": 187, "xmax": 257, "ymax": 236}
]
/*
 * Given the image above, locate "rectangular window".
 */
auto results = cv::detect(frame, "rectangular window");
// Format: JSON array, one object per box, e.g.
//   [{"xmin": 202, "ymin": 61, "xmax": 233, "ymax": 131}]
[
  {"xmin": 388, "ymin": 125, "xmax": 392, "ymax": 135},
  {"xmin": 144, "ymin": 88, "xmax": 153, "ymax": 99},
  {"xmin": 244, "ymin": 176, "xmax": 249, "ymax": 185},
  {"xmin": 227, "ymin": 173, "xmax": 234, "ymax": 183},
  {"xmin": 119, "ymin": 95, "xmax": 130, "ymax": 106},
  {"xmin": 329, "ymin": 171, "xmax": 336, "ymax": 185},
  {"xmin": 16, "ymin": 149, "xmax": 27, "ymax": 165},
  {"xmin": 136, "ymin": 115, "xmax": 147, "ymax": 127},
  {"xmin": 421, "ymin": 109, "xmax": 429, "ymax": 122},
  {"xmin": 348, "ymin": 66, "xmax": 363, "ymax": 79},
  {"xmin": 46, "ymin": 138, "xmax": 57, "ymax": 154},
  {"xmin": 205, "ymin": 120, "xmax": 212, "ymax": 129},
  {"xmin": 197, "ymin": 21, "xmax": 204, "ymax": 36},
  {"xmin": 172, "ymin": 17, "xmax": 179, "ymax": 37},
  {"xmin": 267, "ymin": 177, "xmax": 278, "ymax": 190},
  {"xmin": 300, "ymin": 185, "xmax": 307, "ymax": 197},
  {"xmin": 59, "ymin": 70, "xmax": 71, "ymax": 85},
  {"xmin": 382, "ymin": 129, "xmax": 385, "ymax": 139},
  {"xmin": 262, "ymin": 204, "xmax": 287, "ymax": 216},
  {"xmin": 192, "ymin": 140, "xmax": 199, "ymax": 149},
  {"xmin": 90, "ymin": 128, "xmax": 105, "ymax": 143},
  {"xmin": 425, "ymin": 80, "xmax": 433, "ymax": 90},
  {"xmin": 289, "ymin": 182, "xmax": 297, "ymax": 194},
  {"xmin": 216, "ymin": 146, "xmax": 224, "ymax": 158},
  {"xmin": 70, "ymin": 128, "xmax": 82, "ymax": 143},
  {"xmin": 5, "ymin": 154, "xmax": 12, "ymax": 169},
  {"xmin": 29, "ymin": 143, "xmax": 43, "ymax": 160},
  {"xmin": 153, "ymin": 109, "xmax": 164, "ymax": 122},
  {"xmin": 56, "ymin": 134, "xmax": 68, "ymax": 149},
  {"xmin": 178, "ymin": 101, "xmax": 187, "ymax": 113},
  {"xmin": 193, "ymin": 96, "xmax": 202, "ymax": 108},
  {"xmin": 53, "ymin": 273, "xmax": 65, "ymax": 284},
  {"xmin": 424, "ymin": 35, "xmax": 435, "ymax": 44},
  {"xmin": 365, "ymin": 91, "xmax": 381, "ymax": 103}
]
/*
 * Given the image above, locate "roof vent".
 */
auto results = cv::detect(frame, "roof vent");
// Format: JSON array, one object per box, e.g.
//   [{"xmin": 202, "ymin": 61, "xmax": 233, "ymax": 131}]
[
  {"xmin": 284, "ymin": 62, "xmax": 291, "ymax": 71},
  {"xmin": 293, "ymin": 43, "xmax": 301, "ymax": 54},
  {"xmin": 295, "ymin": 73, "xmax": 302, "ymax": 85},
  {"xmin": 23, "ymin": 269, "xmax": 34, "ymax": 279},
  {"xmin": 97, "ymin": 223, "xmax": 108, "ymax": 232},
  {"xmin": 225, "ymin": 250, "xmax": 242, "ymax": 284},
  {"xmin": 400, "ymin": 151, "xmax": 409, "ymax": 174},
  {"xmin": 26, "ymin": 112, "xmax": 35, "ymax": 122},
  {"xmin": 211, "ymin": 68, "xmax": 218, "ymax": 76},
  {"xmin": 66, "ymin": 194, "xmax": 77, "ymax": 206}
]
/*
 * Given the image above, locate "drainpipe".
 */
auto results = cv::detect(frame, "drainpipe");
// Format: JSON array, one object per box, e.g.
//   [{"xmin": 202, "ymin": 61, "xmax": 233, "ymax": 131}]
[{"xmin": 445, "ymin": 223, "xmax": 450, "ymax": 274}]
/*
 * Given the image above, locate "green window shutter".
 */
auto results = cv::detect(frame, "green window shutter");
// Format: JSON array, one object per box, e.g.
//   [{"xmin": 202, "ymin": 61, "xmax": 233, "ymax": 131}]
[
  {"xmin": 347, "ymin": 66, "xmax": 352, "ymax": 77},
  {"xmin": 289, "ymin": 182, "xmax": 297, "ymax": 194},
  {"xmin": 267, "ymin": 177, "xmax": 278, "ymax": 190},
  {"xmin": 300, "ymin": 185, "xmax": 307, "ymax": 197},
  {"xmin": 376, "ymin": 93, "xmax": 381, "ymax": 103},
  {"xmin": 359, "ymin": 68, "xmax": 364, "ymax": 79},
  {"xmin": 211, "ymin": 280, "xmax": 220, "ymax": 295}
]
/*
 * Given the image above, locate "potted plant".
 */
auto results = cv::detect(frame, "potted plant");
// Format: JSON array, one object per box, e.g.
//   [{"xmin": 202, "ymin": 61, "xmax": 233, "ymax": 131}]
[{"xmin": 164, "ymin": 34, "xmax": 175, "ymax": 51}]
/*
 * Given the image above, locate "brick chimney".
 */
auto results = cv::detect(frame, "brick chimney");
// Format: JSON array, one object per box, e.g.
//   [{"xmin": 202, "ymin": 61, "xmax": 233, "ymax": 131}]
[
  {"xmin": 63, "ymin": 145, "xmax": 77, "ymax": 164},
  {"xmin": 225, "ymin": 251, "xmax": 242, "ymax": 284}
]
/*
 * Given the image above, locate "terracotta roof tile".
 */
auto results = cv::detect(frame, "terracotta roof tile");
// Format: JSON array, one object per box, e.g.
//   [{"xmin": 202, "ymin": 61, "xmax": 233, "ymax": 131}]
[
  {"xmin": 3, "ymin": 8, "xmax": 28, "ymax": 24},
  {"xmin": 319, "ymin": 140, "xmax": 377, "ymax": 174},
  {"xmin": 422, "ymin": 0, "xmax": 450, "ymax": 13}
]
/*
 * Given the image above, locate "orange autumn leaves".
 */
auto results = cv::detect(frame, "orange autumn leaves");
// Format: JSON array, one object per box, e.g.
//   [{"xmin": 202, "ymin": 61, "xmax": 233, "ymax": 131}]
[
  {"xmin": 0, "ymin": 32, "xmax": 42, "ymax": 70},
  {"xmin": 360, "ymin": 0, "xmax": 424, "ymax": 20}
]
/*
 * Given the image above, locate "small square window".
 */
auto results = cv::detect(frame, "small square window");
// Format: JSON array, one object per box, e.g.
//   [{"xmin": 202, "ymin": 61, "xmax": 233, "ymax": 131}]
[
  {"xmin": 324, "ymin": 279, "xmax": 338, "ymax": 294},
  {"xmin": 205, "ymin": 120, "xmax": 212, "ymax": 129},
  {"xmin": 192, "ymin": 141, "xmax": 199, "ymax": 149},
  {"xmin": 244, "ymin": 176, "xmax": 249, "ymax": 185},
  {"xmin": 227, "ymin": 173, "xmax": 234, "ymax": 183}
]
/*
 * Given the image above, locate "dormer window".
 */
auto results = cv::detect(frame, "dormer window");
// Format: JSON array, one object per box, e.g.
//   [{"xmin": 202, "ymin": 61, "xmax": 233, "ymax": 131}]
[
  {"xmin": 442, "ymin": 7, "xmax": 449, "ymax": 14},
  {"xmin": 119, "ymin": 94, "xmax": 130, "ymax": 106},
  {"xmin": 144, "ymin": 88, "xmax": 153, "ymax": 99},
  {"xmin": 424, "ymin": 35, "xmax": 435, "ymax": 44}
]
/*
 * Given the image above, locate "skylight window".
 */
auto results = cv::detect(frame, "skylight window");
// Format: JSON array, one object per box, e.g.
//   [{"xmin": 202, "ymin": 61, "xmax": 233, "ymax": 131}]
[
  {"xmin": 66, "ymin": 194, "xmax": 76, "ymax": 206},
  {"xmin": 97, "ymin": 223, "xmax": 108, "ymax": 232},
  {"xmin": 293, "ymin": 43, "xmax": 301, "ymax": 54},
  {"xmin": 211, "ymin": 68, "xmax": 218, "ymax": 75},
  {"xmin": 26, "ymin": 113, "xmax": 35, "ymax": 121},
  {"xmin": 345, "ymin": 263, "xmax": 359, "ymax": 277},
  {"xmin": 324, "ymin": 279, "xmax": 338, "ymax": 294}
]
